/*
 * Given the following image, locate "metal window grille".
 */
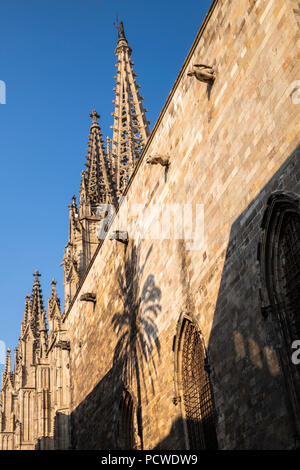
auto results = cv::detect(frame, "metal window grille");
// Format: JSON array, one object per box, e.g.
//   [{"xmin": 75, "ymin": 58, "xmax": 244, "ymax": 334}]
[
  {"xmin": 278, "ymin": 213, "xmax": 300, "ymax": 340},
  {"xmin": 181, "ymin": 319, "xmax": 218, "ymax": 450}
]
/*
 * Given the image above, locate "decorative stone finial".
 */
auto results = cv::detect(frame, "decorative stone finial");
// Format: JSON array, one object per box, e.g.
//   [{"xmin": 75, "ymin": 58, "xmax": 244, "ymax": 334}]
[
  {"xmin": 115, "ymin": 20, "xmax": 126, "ymax": 40},
  {"xmin": 89, "ymin": 109, "xmax": 100, "ymax": 123},
  {"xmin": 187, "ymin": 64, "xmax": 216, "ymax": 84}
]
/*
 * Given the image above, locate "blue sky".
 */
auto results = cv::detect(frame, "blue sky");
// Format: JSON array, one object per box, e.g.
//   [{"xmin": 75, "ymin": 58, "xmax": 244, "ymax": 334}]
[{"xmin": 0, "ymin": 0, "xmax": 212, "ymax": 374}]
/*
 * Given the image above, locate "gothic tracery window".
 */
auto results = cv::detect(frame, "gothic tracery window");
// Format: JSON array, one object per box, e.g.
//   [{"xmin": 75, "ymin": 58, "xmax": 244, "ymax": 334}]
[
  {"xmin": 276, "ymin": 213, "xmax": 300, "ymax": 341},
  {"xmin": 180, "ymin": 318, "xmax": 218, "ymax": 450},
  {"xmin": 263, "ymin": 198, "xmax": 300, "ymax": 348},
  {"xmin": 261, "ymin": 193, "xmax": 300, "ymax": 437}
]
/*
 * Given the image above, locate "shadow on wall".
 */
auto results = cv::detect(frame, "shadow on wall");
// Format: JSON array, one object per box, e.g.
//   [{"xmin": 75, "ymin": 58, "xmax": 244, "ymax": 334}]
[
  {"xmin": 37, "ymin": 145, "xmax": 300, "ymax": 450},
  {"xmin": 70, "ymin": 242, "xmax": 162, "ymax": 450},
  {"xmin": 35, "ymin": 412, "xmax": 70, "ymax": 450},
  {"xmin": 112, "ymin": 243, "xmax": 162, "ymax": 449},
  {"xmin": 153, "ymin": 418, "xmax": 187, "ymax": 450},
  {"xmin": 206, "ymin": 144, "xmax": 300, "ymax": 450},
  {"xmin": 150, "ymin": 144, "xmax": 300, "ymax": 451}
]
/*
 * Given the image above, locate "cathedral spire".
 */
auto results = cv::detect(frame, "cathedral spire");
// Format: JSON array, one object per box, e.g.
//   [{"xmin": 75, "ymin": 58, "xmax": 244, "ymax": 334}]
[
  {"xmin": 79, "ymin": 171, "xmax": 89, "ymax": 217},
  {"xmin": 68, "ymin": 195, "xmax": 79, "ymax": 240},
  {"xmin": 21, "ymin": 293, "xmax": 31, "ymax": 335},
  {"xmin": 49, "ymin": 279, "xmax": 59, "ymax": 304},
  {"xmin": 80, "ymin": 110, "xmax": 112, "ymax": 215},
  {"xmin": 111, "ymin": 21, "xmax": 150, "ymax": 197},
  {"xmin": 1, "ymin": 348, "xmax": 13, "ymax": 389},
  {"xmin": 48, "ymin": 279, "xmax": 61, "ymax": 337},
  {"xmin": 29, "ymin": 270, "xmax": 46, "ymax": 337},
  {"xmin": 4, "ymin": 349, "xmax": 11, "ymax": 377},
  {"xmin": 48, "ymin": 279, "xmax": 61, "ymax": 314}
]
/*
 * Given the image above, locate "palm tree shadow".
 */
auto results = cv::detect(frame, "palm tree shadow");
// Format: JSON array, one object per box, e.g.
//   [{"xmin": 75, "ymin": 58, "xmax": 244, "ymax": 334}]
[{"xmin": 111, "ymin": 242, "xmax": 161, "ymax": 449}]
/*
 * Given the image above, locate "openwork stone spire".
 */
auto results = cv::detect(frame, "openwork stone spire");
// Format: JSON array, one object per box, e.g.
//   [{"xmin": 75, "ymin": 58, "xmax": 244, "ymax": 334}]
[
  {"xmin": 30, "ymin": 270, "xmax": 45, "ymax": 336},
  {"xmin": 63, "ymin": 25, "xmax": 151, "ymax": 309},
  {"xmin": 64, "ymin": 112, "xmax": 114, "ymax": 309},
  {"xmin": 81, "ymin": 110, "xmax": 112, "ymax": 215},
  {"xmin": 111, "ymin": 21, "xmax": 150, "ymax": 197}
]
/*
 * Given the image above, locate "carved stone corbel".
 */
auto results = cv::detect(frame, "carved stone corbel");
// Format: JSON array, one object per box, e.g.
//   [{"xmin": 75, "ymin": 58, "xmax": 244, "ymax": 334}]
[
  {"xmin": 109, "ymin": 230, "xmax": 129, "ymax": 245},
  {"xmin": 187, "ymin": 64, "xmax": 216, "ymax": 84},
  {"xmin": 80, "ymin": 293, "xmax": 97, "ymax": 304},
  {"xmin": 55, "ymin": 340, "xmax": 71, "ymax": 351},
  {"xmin": 146, "ymin": 154, "xmax": 170, "ymax": 168}
]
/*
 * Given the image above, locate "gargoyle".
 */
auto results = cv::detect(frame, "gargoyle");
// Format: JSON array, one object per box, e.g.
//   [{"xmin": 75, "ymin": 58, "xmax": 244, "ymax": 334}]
[
  {"xmin": 80, "ymin": 293, "xmax": 97, "ymax": 303},
  {"xmin": 187, "ymin": 64, "xmax": 216, "ymax": 84},
  {"xmin": 146, "ymin": 154, "xmax": 170, "ymax": 167}
]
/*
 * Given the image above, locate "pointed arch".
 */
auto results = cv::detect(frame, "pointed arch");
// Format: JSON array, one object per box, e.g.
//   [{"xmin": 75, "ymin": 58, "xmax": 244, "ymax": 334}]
[
  {"xmin": 173, "ymin": 313, "xmax": 218, "ymax": 450},
  {"xmin": 259, "ymin": 191, "xmax": 300, "ymax": 441}
]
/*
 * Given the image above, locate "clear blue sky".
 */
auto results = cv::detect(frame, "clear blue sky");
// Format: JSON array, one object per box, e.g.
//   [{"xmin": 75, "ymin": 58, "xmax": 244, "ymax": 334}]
[{"xmin": 0, "ymin": 0, "xmax": 212, "ymax": 374}]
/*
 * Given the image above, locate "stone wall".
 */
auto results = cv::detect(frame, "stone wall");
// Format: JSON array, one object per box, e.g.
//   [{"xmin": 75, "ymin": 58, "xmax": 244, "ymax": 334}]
[{"xmin": 64, "ymin": 0, "xmax": 300, "ymax": 449}]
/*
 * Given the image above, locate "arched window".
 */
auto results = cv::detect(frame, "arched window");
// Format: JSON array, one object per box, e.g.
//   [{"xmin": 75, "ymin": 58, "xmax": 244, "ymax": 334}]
[
  {"xmin": 118, "ymin": 389, "xmax": 137, "ymax": 450},
  {"xmin": 176, "ymin": 316, "xmax": 218, "ymax": 450},
  {"xmin": 275, "ymin": 213, "xmax": 300, "ymax": 339},
  {"xmin": 260, "ymin": 192, "xmax": 300, "ymax": 437}
]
